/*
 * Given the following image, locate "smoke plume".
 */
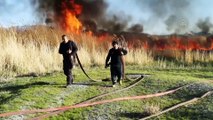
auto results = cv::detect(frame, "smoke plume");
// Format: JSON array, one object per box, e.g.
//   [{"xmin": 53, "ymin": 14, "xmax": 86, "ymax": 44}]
[
  {"xmin": 135, "ymin": 0, "xmax": 191, "ymax": 34},
  {"xmin": 197, "ymin": 17, "xmax": 213, "ymax": 34},
  {"xmin": 128, "ymin": 24, "xmax": 143, "ymax": 33},
  {"xmin": 1, "ymin": 0, "xmax": 213, "ymax": 35},
  {"xmin": 35, "ymin": 0, "xmax": 143, "ymax": 33}
]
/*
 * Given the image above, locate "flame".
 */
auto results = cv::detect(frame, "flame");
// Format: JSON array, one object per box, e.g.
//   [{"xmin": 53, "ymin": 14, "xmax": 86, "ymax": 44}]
[
  {"xmin": 143, "ymin": 36, "xmax": 213, "ymax": 51},
  {"xmin": 143, "ymin": 41, "xmax": 149, "ymax": 49},
  {"xmin": 98, "ymin": 33, "xmax": 109, "ymax": 42},
  {"xmin": 87, "ymin": 30, "xmax": 93, "ymax": 36},
  {"xmin": 210, "ymin": 38, "xmax": 213, "ymax": 49},
  {"xmin": 61, "ymin": 0, "xmax": 83, "ymax": 34}
]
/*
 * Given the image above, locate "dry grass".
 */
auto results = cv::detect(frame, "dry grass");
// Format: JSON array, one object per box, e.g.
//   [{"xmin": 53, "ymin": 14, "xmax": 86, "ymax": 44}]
[
  {"xmin": 0, "ymin": 40, "xmax": 61, "ymax": 77},
  {"xmin": 179, "ymin": 50, "xmax": 213, "ymax": 63},
  {"xmin": 0, "ymin": 25, "xmax": 212, "ymax": 79},
  {"xmin": 143, "ymin": 103, "xmax": 161, "ymax": 115},
  {"xmin": 126, "ymin": 49, "xmax": 154, "ymax": 65},
  {"xmin": 0, "ymin": 26, "xmax": 62, "ymax": 78},
  {"xmin": 0, "ymin": 26, "xmax": 112, "ymax": 78}
]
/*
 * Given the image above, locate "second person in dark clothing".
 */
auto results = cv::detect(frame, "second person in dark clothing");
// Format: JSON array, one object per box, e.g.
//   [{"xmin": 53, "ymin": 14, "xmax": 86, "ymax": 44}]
[
  {"xmin": 59, "ymin": 34, "xmax": 78, "ymax": 87},
  {"xmin": 105, "ymin": 40, "xmax": 128, "ymax": 87}
]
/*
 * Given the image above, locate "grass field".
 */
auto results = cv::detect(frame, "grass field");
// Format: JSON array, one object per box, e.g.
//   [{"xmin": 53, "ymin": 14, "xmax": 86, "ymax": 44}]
[{"xmin": 0, "ymin": 65, "xmax": 213, "ymax": 120}]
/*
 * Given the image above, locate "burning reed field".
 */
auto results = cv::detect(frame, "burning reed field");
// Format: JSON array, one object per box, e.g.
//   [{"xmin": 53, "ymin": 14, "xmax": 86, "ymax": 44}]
[{"xmin": 0, "ymin": 25, "xmax": 213, "ymax": 79}]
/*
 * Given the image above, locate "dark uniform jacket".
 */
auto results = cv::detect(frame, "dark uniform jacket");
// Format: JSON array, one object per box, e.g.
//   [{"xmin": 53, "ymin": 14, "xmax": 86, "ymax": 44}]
[
  {"xmin": 105, "ymin": 48, "xmax": 127, "ymax": 67},
  {"xmin": 59, "ymin": 40, "xmax": 78, "ymax": 69}
]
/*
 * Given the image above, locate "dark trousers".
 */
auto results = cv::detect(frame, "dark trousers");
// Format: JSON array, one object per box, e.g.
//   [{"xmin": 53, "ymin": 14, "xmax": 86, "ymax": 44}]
[
  {"xmin": 110, "ymin": 65, "xmax": 122, "ymax": 85},
  {"xmin": 63, "ymin": 68, "xmax": 73, "ymax": 85},
  {"xmin": 63, "ymin": 59, "xmax": 73, "ymax": 85}
]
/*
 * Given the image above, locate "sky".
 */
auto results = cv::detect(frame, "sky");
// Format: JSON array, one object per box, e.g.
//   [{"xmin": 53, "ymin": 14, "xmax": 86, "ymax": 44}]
[
  {"xmin": 0, "ymin": 0, "xmax": 213, "ymax": 34},
  {"xmin": 0, "ymin": 0, "xmax": 39, "ymax": 27}
]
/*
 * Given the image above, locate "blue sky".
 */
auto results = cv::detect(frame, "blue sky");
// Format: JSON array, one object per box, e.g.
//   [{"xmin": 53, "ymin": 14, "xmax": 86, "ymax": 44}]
[
  {"xmin": 0, "ymin": 0, "xmax": 213, "ymax": 34},
  {"xmin": 0, "ymin": 0, "xmax": 39, "ymax": 27}
]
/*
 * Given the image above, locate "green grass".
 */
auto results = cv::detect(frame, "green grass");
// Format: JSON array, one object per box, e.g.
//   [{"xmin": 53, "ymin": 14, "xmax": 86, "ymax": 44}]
[{"xmin": 0, "ymin": 66, "xmax": 213, "ymax": 120}]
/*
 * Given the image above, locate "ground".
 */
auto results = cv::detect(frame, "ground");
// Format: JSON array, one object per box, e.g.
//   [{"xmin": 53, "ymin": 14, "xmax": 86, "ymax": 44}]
[{"xmin": 0, "ymin": 66, "xmax": 213, "ymax": 120}]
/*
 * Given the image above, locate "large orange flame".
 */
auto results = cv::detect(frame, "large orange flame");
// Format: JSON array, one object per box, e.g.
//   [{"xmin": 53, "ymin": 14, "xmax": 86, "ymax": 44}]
[{"xmin": 62, "ymin": 0, "xmax": 83, "ymax": 34}]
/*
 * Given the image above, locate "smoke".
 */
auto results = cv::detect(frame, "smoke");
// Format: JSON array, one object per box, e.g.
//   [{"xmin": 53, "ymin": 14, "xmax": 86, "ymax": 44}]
[
  {"xmin": 197, "ymin": 17, "xmax": 213, "ymax": 34},
  {"xmin": 135, "ymin": 0, "xmax": 191, "ymax": 34},
  {"xmin": 140, "ymin": 0, "xmax": 190, "ymax": 17},
  {"xmin": 36, "ymin": 0, "xmax": 213, "ymax": 34},
  {"xmin": 98, "ymin": 14, "xmax": 130, "ymax": 33},
  {"xmin": 75, "ymin": 0, "xmax": 107, "ymax": 20},
  {"xmin": 35, "ymin": 0, "xmax": 143, "ymax": 33},
  {"xmin": 4, "ymin": 0, "xmax": 210, "ymax": 34},
  {"xmin": 165, "ymin": 15, "xmax": 189, "ymax": 33},
  {"xmin": 128, "ymin": 24, "xmax": 143, "ymax": 33}
]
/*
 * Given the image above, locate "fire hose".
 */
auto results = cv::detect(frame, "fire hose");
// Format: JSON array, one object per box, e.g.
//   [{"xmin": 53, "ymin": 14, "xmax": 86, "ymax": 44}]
[
  {"xmin": 0, "ymin": 84, "xmax": 190, "ymax": 119},
  {"xmin": 75, "ymin": 53, "xmax": 145, "ymax": 82},
  {"xmin": 30, "ymin": 76, "xmax": 145, "ymax": 120},
  {"xmin": 140, "ymin": 91, "xmax": 213, "ymax": 120}
]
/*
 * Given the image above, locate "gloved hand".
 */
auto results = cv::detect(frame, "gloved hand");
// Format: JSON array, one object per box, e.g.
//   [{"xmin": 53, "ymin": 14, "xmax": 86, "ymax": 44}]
[{"xmin": 67, "ymin": 49, "xmax": 72, "ymax": 54}]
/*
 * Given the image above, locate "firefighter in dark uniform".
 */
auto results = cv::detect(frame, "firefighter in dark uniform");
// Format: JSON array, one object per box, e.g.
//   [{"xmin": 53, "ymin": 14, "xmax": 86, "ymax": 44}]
[
  {"xmin": 59, "ymin": 35, "xmax": 78, "ymax": 87},
  {"xmin": 105, "ymin": 40, "xmax": 128, "ymax": 87}
]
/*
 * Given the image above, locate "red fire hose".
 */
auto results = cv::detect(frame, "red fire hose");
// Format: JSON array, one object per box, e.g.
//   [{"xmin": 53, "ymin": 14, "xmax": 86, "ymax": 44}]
[{"xmin": 0, "ymin": 84, "xmax": 190, "ymax": 119}]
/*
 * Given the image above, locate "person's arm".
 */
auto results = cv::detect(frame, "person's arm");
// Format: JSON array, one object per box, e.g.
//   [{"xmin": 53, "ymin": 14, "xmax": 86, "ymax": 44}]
[
  {"xmin": 70, "ymin": 41, "xmax": 78, "ymax": 56},
  {"xmin": 105, "ymin": 49, "xmax": 111, "ymax": 68},
  {"xmin": 120, "ymin": 55, "xmax": 125, "ymax": 79},
  {"xmin": 59, "ymin": 43, "xmax": 64, "ymax": 54},
  {"xmin": 121, "ymin": 48, "xmax": 128, "ymax": 55}
]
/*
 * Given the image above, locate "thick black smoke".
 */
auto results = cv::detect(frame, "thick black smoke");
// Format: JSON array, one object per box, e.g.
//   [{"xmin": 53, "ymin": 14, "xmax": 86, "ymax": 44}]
[
  {"xmin": 197, "ymin": 18, "xmax": 213, "ymax": 34},
  {"xmin": 128, "ymin": 24, "xmax": 143, "ymax": 33},
  {"xmin": 35, "ymin": 0, "xmax": 142, "ymax": 33}
]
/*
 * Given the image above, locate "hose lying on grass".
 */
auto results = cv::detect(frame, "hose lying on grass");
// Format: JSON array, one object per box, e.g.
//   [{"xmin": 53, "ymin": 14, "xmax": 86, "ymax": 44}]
[
  {"xmin": 0, "ymin": 84, "xmax": 190, "ymax": 119},
  {"xmin": 30, "ymin": 75, "xmax": 145, "ymax": 120},
  {"xmin": 31, "ymin": 84, "xmax": 191, "ymax": 120},
  {"xmin": 140, "ymin": 91, "xmax": 213, "ymax": 120}
]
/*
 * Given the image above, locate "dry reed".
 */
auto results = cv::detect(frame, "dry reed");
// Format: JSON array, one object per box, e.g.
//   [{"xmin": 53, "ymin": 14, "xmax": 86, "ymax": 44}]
[{"xmin": 0, "ymin": 25, "xmax": 212, "ymax": 79}]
